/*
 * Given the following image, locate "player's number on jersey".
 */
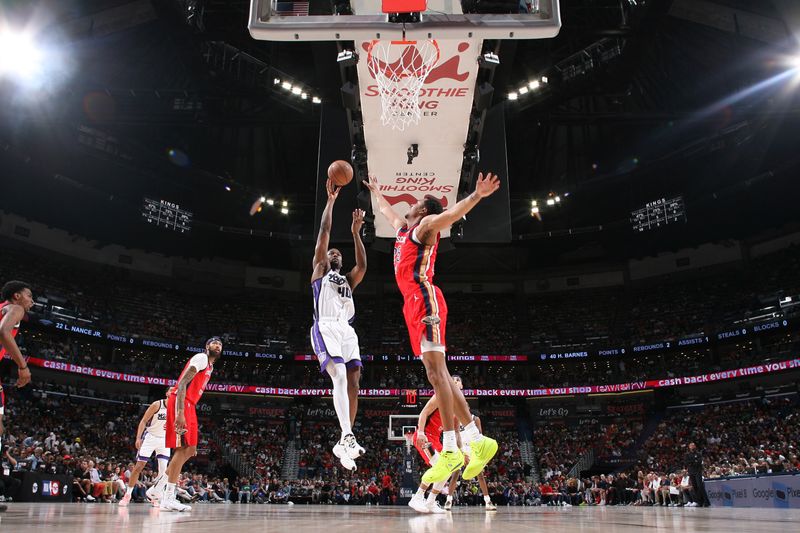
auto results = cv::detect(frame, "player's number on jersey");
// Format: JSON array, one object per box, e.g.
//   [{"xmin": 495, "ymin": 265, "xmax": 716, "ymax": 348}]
[{"xmin": 338, "ymin": 286, "xmax": 351, "ymax": 299}]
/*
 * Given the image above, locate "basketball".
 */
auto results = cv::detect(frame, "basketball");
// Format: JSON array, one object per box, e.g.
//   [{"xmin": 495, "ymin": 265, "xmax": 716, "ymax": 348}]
[{"xmin": 328, "ymin": 160, "xmax": 353, "ymax": 187}]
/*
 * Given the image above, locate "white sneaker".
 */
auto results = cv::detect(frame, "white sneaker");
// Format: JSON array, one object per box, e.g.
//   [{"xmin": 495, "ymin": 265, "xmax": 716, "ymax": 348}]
[
  {"xmin": 444, "ymin": 498, "xmax": 453, "ymax": 510},
  {"xmin": 408, "ymin": 494, "xmax": 430, "ymax": 514},
  {"xmin": 342, "ymin": 434, "xmax": 366, "ymax": 460},
  {"xmin": 146, "ymin": 485, "xmax": 163, "ymax": 502},
  {"xmin": 333, "ymin": 442, "xmax": 357, "ymax": 471},
  {"xmin": 118, "ymin": 493, "xmax": 132, "ymax": 507},
  {"xmin": 485, "ymin": 501, "xmax": 497, "ymax": 511},
  {"xmin": 160, "ymin": 497, "xmax": 192, "ymax": 512},
  {"xmin": 427, "ymin": 499, "xmax": 447, "ymax": 514}
]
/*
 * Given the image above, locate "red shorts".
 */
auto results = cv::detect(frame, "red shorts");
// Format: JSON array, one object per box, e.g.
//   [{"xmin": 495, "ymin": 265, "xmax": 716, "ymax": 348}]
[
  {"xmin": 412, "ymin": 429, "xmax": 443, "ymax": 466},
  {"xmin": 166, "ymin": 395, "xmax": 198, "ymax": 448},
  {"xmin": 403, "ymin": 285, "xmax": 447, "ymax": 357}
]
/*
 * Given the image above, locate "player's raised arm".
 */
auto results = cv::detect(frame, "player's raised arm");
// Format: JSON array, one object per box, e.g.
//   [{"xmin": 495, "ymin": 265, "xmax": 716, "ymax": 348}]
[
  {"xmin": 347, "ymin": 209, "xmax": 367, "ymax": 290},
  {"xmin": 312, "ymin": 179, "xmax": 340, "ymax": 282},
  {"xmin": 362, "ymin": 175, "xmax": 405, "ymax": 231},
  {"xmin": 416, "ymin": 172, "xmax": 501, "ymax": 242},
  {"xmin": 0, "ymin": 304, "xmax": 30, "ymax": 388},
  {"xmin": 416, "ymin": 394, "xmax": 439, "ymax": 444},
  {"xmin": 135, "ymin": 401, "xmax": 161, "ymax": 450}
]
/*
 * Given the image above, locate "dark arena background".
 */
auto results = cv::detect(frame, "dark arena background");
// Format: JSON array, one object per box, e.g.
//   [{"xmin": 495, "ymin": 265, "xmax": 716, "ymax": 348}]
[{"xmin": 2, "ymin": 0, "xmax": 800, "ymax": 532}]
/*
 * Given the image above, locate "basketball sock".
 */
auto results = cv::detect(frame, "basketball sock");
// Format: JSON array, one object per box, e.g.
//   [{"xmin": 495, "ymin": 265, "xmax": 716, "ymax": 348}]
[
  {"xmin": 164, "ymin": 482, "xmax": 176, "ymax": 501},
  {"xmin": 446, "ymin": 495, "xmax": 453, "ymax": 502},
  {"xmin": 327, "ymin": 365, "xmax": 352, "ymax": 440},
  {"xmin": 461, "ymin": 421, "xmax": 482, "ymax": 444},
  {"xmin": 442, "ymin": 430, "xmax": 457, "ymax": 452},
  {"xmin": 155, "ymin": 474, "xmax": 168, "ymax": 492},
  {"xmin": 415, "ymin": 487, "xmax": 425, "ymax": 499},
  {"xmin": 432, "ymin": 481, "xmax": 446, "ymax": 493},
  {"xmin": 125, "ymin": 485, "xmax": 133, "ymax": 496},
  {"xmin": 157, "ymin": 458, "xmax": 168, "ymax": 477},
  {"xmin": 484, "ymin": 495, "xmax": 491, "ymax": 504},
  {"xmin": 426, "ymin": 491, "xmax": 437, "ymax": 503}
]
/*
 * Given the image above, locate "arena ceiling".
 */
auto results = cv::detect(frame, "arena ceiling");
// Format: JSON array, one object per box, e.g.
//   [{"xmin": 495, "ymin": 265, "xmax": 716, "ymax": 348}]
[{"xmin": 1, "ymin": 0, "xmax": 800, "ymax": 271}]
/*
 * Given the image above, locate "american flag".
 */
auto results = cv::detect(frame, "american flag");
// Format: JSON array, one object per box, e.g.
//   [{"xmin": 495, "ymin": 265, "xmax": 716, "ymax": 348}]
[{"xmin": 274, "ymin": 1, "xmax": 310, "ymax": 16}]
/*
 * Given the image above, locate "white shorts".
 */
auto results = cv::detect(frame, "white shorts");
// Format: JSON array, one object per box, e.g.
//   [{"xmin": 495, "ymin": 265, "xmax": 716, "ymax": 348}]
[
  {"xmin": 310, "ymin": 320, "xmax": 362, "ymax": 373},
  {"xmin": 137, "ymin": 433, "xmax": 171, "ymax": 462}
]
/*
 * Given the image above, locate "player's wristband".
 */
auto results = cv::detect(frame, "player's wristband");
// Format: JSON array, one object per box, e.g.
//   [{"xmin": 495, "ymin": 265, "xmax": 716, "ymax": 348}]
[{"xmin": 18, "ymin": 365, "xmax": 28, "ymax": 370}]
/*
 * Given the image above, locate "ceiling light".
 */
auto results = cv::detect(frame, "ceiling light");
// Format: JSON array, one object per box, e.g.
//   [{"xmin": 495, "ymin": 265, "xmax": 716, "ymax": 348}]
[
  {"xmin": 541, "ymin": 76, "xmax": 548, "ymax": 84},
  {"xmin": 555, "ymin": 196, "xmax": 561, "ymax": 203},
  {"xmin": 259, "ymin": 196, "xmax": 266, "ymax": 203},
  {"xmin": 281, "ymin": 81, "xmax": 292, "ymax": 90},
  {"xmin": 508, "ymin": 92, "xmax": 518, "ymax": 100},
  {"xmin": 266, "ymin": 199, "xmax": 275, "ymax": 206},
  {"xmin": 301, "ymin": 93, "xmax": 308, "ymax": 99},
  {"xmin": 531, "ymin": 207, "xmax": 540, "ymax": 215},
  {"xmin": 273, "ymin": 78, "xmax": 281, "ymax": 85},
  {"xmin": 529, "ymin": 80, "xmax": 540, "ymax": 90},
  {"xmin": 546, "ymin": 198, "xmax": 555, "ymax": 206},
  {"xmin": 291, "ymin": 87, "xmax": 302, "ymax": 95},
  {"xmin": 312, "ymin": 96, "xmax": 321, "ymax": 104},
  {"xmin": 519, "ymin": 86, "xmax": 529, "ymax": 94},
  {"xmin": 280, "ymin": 207, "xmax": 289, "ymax": 215},
  {"xmin": 282, "ymin": 200, "xmax": 288, "ymax": 207},
  {"xmin": 531, "ymin": 200, "xmax": 537, "ymax": 207}
]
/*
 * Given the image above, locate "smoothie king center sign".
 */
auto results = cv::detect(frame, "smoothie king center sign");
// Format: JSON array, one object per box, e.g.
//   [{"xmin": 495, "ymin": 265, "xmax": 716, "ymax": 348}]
[{"xmin": 357, "ymin": 39, "xmax": 480, "ymax": 238}]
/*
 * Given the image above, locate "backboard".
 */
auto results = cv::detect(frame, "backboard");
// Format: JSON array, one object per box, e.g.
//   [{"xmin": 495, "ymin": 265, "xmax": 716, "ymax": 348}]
[{"xmin": 249, "ymin": 0, "xmax": 561, "ymax": 42}]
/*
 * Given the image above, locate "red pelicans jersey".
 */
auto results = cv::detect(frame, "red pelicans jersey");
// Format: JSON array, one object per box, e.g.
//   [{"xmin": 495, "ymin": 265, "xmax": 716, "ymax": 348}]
[
  {"xmin": 0, "ymin": 301, "xmax": 21, "ymax": 359},
  {"xmin": 394, "ymin": 224, "xmax": 439, "ymax": 297},
  {"xmin": 172, "ymin": 353, "xmax": 213, "ymax": 404},
  {"xmin": 394, "ymin": 225, "xmax": 448, "ymax": 355},
  {"xmin": 425, "ymin": 408, "xmax": 444, "ymax": 438}
]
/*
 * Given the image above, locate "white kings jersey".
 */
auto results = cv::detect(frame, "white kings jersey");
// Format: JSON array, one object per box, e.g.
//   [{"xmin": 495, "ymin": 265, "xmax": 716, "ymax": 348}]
[
  {"xmin": 145, "ymin": 399, "xmax": 168, "ymax": 439},
  {"xmin": 311, "ymin": 270, "xmax": 355, "ymax": 323}
]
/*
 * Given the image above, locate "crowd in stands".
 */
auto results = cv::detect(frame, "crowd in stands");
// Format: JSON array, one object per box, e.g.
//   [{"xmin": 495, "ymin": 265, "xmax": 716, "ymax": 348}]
[
  {"xmin": 636, "ymin": 397, "xmax": 800, "ymax": 477},
  {"xmin": 3, "ymin": 241, "xmax": 800, "ymax": 360}
]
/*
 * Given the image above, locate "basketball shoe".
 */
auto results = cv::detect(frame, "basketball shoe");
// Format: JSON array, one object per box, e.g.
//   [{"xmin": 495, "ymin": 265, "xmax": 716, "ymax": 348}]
[
  {"xmin": 462, "ymin": 436, "xmax": 498, "ymax": 480},
  {"xmin": 408, "ymin": 492, "xmax": 429, "ymax": 514},
  {"xmin": 118, "ymin": 492, "xmax": 132, "ymax": 507},
  {"xmin": 333, "ymin": 441, "xmax": 357, "ymax": 471},
  {"xmin": 427, "ymin": 499, "xmax": 447, "ymax": 514},
  {"xmin": 422, "ymin": 449, "xmax": 463, "ymax": 484},
  {"xmin": 342, "ymin": 433, "xmax": 365, "ymax": 460}
]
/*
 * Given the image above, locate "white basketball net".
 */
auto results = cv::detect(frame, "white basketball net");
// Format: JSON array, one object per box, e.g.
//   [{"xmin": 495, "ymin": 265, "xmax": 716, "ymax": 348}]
[{"xmin": 367, "ymin": 39, "xmax": 440, "ymax": 131}]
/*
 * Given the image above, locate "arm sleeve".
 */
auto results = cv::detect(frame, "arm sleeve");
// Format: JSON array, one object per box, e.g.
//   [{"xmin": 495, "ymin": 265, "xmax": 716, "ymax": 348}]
[{"xmin": 188, "ymin": 353, "xmax": 209, "ymax": 372}]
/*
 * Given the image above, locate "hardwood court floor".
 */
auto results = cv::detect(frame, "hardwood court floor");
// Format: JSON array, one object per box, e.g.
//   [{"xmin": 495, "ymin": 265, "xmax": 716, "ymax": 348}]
[{"xmin": 1, "ymin": 503, "xmax": 798, "ymax": 532}]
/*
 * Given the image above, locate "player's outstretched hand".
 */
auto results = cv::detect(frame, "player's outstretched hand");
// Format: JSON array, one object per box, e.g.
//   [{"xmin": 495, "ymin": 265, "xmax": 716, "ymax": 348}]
[
  {"xmin": 352, "ymin": 209, "xmax": 365, "ymax": 234},
  {"xmin": 474, "ymin": 172, "xmax": 500, "ymax": 198},
  {"xmin": 326, "ymin": 178, "xmax": 340, "ymax": 201},
  {"xmin": 362, "ymin": 174, "xmax": 380, "ymax": 193},
  {"xmin": 416, "ymin": 432, "xmax": 428, "ymax": 447}
]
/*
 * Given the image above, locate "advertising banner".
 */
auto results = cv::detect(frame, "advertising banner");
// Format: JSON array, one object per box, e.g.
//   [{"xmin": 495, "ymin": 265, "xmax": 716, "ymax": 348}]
[{"xmin": 707, "ymin": 474, "xmax": 800, "ymax": 508}]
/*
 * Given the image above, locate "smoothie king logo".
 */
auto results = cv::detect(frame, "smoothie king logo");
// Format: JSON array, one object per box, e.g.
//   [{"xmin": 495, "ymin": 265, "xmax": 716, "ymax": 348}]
[
  {"xmin": 381, "ymin": 173, "xmax": 452, "ymax": 208},
  {"xmin": 361, "ymin": 41, "xmax": 473, "ymax": 109}
]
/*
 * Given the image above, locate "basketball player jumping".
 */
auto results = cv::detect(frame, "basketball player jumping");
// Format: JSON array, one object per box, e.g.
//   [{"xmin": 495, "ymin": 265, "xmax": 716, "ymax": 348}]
[
  {"xmin": 444, "ymin": 376, "xmax": 496, "ymax": 511},
  {"xmin": 364, "ymin": 173, "xmax": 500, "ymax": 483},
  {"xmin": 160, "ymin": 337, "xmax": 222, "ymax": 512},
  {"xmin": 408, "ymin": 375, "xmax": 496, "ymax": 513},
  {"xmin": 119, "ymin": 389, "xmax": 172, "ymax": 507},
  {"xmin": 0, "ymin": 281, "xmax": 33, "ymax": 513},
  {"xmin": 311, "ymin": 178, "xmax": 367, "ymax": 471},
  {"xmin": 407, "ymin": 376, "xmax": 457, "ymax": 514}
]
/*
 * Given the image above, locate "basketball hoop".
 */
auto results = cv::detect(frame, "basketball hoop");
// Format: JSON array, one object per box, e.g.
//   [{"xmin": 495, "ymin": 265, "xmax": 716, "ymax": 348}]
[{"xmin": 366, "ymin": 39, "xmax": 440, "ymax": 131}]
